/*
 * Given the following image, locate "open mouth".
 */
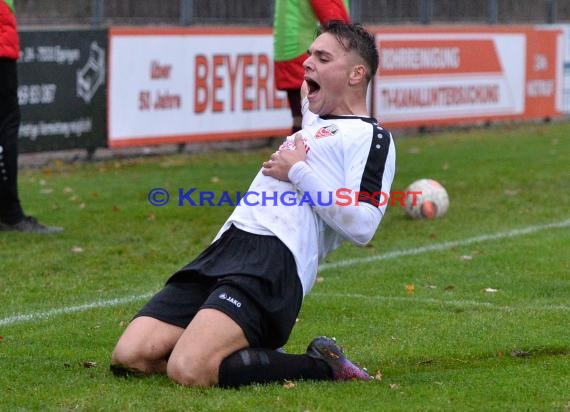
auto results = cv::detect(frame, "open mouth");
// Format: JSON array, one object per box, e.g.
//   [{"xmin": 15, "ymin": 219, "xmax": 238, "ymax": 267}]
[{"xmin": 305, "ymin": 78, "xmax": 321, "ymax": 96}]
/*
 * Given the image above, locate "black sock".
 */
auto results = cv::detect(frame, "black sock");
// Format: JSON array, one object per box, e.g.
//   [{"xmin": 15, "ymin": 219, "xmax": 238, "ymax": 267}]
[{"xmin": 218, "ymin": 348, "xmax": 332, "ymax": 388}]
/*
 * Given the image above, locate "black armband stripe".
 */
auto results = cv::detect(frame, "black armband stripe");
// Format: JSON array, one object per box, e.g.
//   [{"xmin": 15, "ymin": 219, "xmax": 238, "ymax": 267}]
[{"xmin": 358, "ymin": 119, "xmax": 392, "ymax": 207}]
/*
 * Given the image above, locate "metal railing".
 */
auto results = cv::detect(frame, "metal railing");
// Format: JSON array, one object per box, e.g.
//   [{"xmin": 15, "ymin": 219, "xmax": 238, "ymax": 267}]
[{"xmin": 13, "ymin": 0, "xmax": 569, "ymax": 27}]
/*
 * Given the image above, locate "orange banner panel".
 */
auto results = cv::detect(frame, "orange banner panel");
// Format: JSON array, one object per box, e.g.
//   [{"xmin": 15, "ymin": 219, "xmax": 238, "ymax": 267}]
[
  {"xmin": 379, "ymin": 40, "xmax": 503, "ymax": 76},
  {"xmin": 524, "ymin": 29, "xmax": 560, "ymax": 118}
]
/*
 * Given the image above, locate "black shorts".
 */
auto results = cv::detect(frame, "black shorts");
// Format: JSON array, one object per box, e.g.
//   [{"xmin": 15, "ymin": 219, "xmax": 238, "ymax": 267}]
[{"xmin": 136, "ymin": 225, "xmax": 303, "ymax": 349}]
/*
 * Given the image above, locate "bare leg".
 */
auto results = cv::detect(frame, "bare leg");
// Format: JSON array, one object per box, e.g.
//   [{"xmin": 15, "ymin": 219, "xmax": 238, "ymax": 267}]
[
  {"xmin": 166, "ymin": 308, "xmax": 249, "ymax": 387},
  {"xmin": 111, "ymin": 316, "xmax": 184, "ymax": 375}
]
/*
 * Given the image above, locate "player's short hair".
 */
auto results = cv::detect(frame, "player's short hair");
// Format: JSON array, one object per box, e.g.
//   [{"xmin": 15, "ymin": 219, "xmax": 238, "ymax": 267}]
[{"xmin": 318, "ymin": 20, "xmax": 379, "ymax": 83}]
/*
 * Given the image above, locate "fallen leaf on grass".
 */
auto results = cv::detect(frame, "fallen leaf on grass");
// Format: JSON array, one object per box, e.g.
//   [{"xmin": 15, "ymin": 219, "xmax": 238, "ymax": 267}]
[
  {"xmin": 389, "ymin": 383, "xmax": 400, "ymax": 390},
  {"xmin": 52, "ymin": 159, "xmax": 64, "ymax": 170},
  {"xmin": 374, "ymin": 370, "xmax": 383, "ymax": 380},
  {"xmin": 70, "ymin": 246, "xmax": 84, "ymax": 253},
  {"xmin": 82, "ymin": 361, "xmax": 97, "ymax": 368},
  {"xmin": 405, "ymin": 284, "xmax": 415, "ymax": 295},
  {"xmin": 283, "ymin": 380, "xmax": 295, "ymax": 389}
]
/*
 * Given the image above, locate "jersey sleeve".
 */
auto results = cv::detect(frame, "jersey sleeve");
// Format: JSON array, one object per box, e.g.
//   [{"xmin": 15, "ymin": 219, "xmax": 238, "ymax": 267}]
[
  {"xmin": 346, "ymin": 127, "xmax": 395, "ymax": 211},
  {"xmin": 310, "ymin": 0, "xmax": 350, "ymax": 24},
  {"xmin": 288, "ymin": 121, "xmax": 395, "ymax": 246},
  {"xmin": 288, "ymin": 161, "xmax": 381, "ymax": 245}
]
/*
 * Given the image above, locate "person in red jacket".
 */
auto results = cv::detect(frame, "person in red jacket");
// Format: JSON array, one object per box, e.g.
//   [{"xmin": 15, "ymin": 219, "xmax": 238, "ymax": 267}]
[
  {"xmin": 0, "ymin": 0, "xmax": 62, "ymax": 233},
  {"xmin": 273, "ymin": 0, "xmax": 350, "ymax": 134}
]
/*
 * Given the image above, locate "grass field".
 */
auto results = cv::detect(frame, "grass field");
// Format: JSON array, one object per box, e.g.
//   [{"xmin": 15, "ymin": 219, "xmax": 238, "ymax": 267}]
[{"xmin": 1, "ymin": 121, "xmax": 569, "ymax": 411}]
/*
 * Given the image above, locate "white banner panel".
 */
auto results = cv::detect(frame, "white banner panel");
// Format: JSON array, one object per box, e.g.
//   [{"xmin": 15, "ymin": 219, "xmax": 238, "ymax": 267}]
[
  {"xmin": 374, "ymin": 32, "xmax": 526, "ymax": 126},
  {"xmin": 109, "ymin": 26, "xmax": 563, "ymax": 147},
  {"xmin": 108, "ymin": 28, "xmax": 290, "ymax": 147},
  {"xmin": 554, "ymin": 24, "xmax": 570, "ymax": 112},
  {"xmin": 373, "ymin": 26, "xmax": 564, "ymax": 127}
]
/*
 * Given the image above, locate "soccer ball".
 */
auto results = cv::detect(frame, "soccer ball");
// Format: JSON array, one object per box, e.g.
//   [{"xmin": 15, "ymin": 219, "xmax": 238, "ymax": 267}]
[{"xmin": 404, "ymin": 179, "xmax": 449, "ymax": 219}]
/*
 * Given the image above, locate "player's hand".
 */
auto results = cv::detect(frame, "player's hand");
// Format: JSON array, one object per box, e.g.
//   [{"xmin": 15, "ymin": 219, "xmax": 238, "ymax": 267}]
[{"xmin": 262, "ymin": 133, "xmax": 307, "ymax": 182}]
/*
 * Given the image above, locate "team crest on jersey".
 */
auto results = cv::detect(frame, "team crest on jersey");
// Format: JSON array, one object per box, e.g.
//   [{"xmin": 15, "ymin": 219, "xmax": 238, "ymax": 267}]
[{"xmin": 315, "ymin": 124, "xmax": 339, "ymax": 139}]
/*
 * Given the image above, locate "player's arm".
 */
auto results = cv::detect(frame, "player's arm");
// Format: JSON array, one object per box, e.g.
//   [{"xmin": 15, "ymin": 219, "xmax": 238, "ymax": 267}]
[
  {"xmin": 262, "ymin": 134, "xmax": 390, "ymax": 245},
  {"xmin": 288, "ymin": 160, "xmax": 382, "ymax": 246},
  {"xmin": 310, "ymin": 0, "xmax": 350, "ymax": 24}
]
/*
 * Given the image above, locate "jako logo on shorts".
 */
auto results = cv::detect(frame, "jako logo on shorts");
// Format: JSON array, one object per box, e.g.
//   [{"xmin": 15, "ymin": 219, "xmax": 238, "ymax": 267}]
[{"xmin": 218, "ymin": 293, "xmax": 242, "ymax": 308}]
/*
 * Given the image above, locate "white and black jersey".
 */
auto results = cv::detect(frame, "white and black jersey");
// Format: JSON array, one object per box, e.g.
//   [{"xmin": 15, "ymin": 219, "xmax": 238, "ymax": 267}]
[{"xmin": 216, "ymin": 103, "xmax": 396, "ymax": 296}]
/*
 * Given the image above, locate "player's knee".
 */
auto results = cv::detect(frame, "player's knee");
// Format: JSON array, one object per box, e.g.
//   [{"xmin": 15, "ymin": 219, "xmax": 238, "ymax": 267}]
[
  {"xmin": 110, "ymin": 342, "xmax": 139, "ymax": 371},
  {"xmin": 111, "ymin": 338, "xmax": 156, "ymax": 372},
  {"xmin": 167, "ymin": 355, "xmax": 218, "ymax": 387}
]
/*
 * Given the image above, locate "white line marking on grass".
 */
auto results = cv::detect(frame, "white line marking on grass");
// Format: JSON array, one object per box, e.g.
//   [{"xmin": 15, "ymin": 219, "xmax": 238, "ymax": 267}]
[
  {"xmin": 1, "ymin": 219, "xmax": 568, "ymax": 327},
  {"xmin": 318, "ymin": 218, "xmax": 570, "ymax": 271},
  {"xmin": 311, "ymin": 292, "xmax": 570, "ymax": 312},
  {"xmin": 0, "ymin": 293, "xmax": 153, "ymax": 327}
]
